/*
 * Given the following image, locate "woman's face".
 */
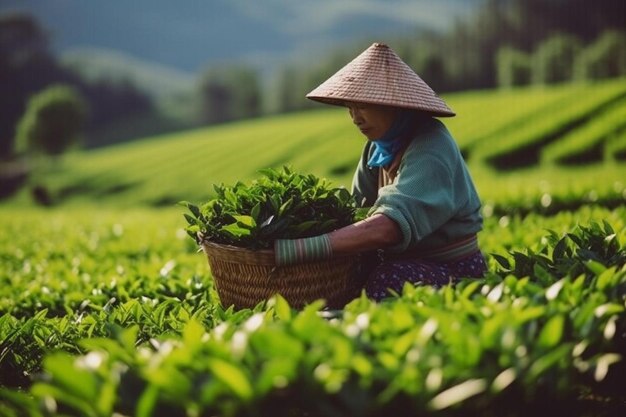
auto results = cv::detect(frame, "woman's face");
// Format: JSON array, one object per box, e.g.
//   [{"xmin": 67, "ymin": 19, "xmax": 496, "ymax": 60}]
[{"xmin": 347, "ymin": 102, "xmax": 398, "ymax": 140}]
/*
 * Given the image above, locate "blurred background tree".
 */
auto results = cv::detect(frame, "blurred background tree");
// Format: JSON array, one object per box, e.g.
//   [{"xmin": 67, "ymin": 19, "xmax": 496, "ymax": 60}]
[
  {"xmin": 269, "ymin": 0, "xmax": 624, "ymax": 102},
  {"xmin": 0, "ymin": 12, "xmax": 158, "ymax": 158},
  {"xmin": 15, "ymin": 84, "xmax": 87, "ymax": 156},
  {"xmin": 496, "ymin": 47, "xmax": 532, "ymax": 88},
  {"xmin": 574, "ymin": 31, "xmax": 626, "ymax": 81},
  {"xmin": 273, "ymin": 66, "xmax": 300, "ymax": 114},
  {"xmin": 532, "ymin": 33, "xmax": 582, "ymax": 85},
  {"xmin": 13, "ymin": 84, "xmax": 87, "ymax": 205},
  {"xmin": 0, "ymin": 12, "xmax": 68, "ymax": 158},
  {"xmin": 198, "ymin": 65, "xmax": 261, "ymax": 124}
]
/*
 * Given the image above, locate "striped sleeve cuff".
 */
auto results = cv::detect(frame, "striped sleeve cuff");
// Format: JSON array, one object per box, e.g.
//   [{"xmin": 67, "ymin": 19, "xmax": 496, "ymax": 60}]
[{"xmin": 274, "ymin": 234, "xmax": 333, "ymax": 266}]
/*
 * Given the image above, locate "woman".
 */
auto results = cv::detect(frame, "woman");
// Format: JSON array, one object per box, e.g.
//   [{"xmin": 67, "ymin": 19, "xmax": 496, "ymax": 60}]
[{"xmin": 274, "ymin": 43, "xmax": 486, "ymax": 301}]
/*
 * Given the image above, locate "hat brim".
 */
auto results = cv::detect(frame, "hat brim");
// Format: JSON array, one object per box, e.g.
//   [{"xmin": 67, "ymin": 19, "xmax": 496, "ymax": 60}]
[
  {"xmin": 306, "ymin": 95, "xmax": 456, "ymax": 118},
  {"xmin": 305, "ymin": 43, "xmax": 456, "ymax": 118}
]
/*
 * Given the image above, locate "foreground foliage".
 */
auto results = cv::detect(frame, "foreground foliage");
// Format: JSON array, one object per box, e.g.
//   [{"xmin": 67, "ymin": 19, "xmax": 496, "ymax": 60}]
[{"xmin": 0, "ymin": 207, "xmax": 625, "ymax": 416}]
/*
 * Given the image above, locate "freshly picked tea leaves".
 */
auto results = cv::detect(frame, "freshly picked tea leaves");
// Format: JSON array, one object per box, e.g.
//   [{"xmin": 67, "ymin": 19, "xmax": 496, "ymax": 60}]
[{"xmin": 181, "ymin": 166, "xmax": 356, "ymax": 249}]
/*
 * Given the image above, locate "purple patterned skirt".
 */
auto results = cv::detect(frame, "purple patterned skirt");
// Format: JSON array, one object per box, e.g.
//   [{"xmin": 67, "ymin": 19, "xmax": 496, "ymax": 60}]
[{"xmin": 362, "ymin": 251, "xmax": 488, "ymax": 301}]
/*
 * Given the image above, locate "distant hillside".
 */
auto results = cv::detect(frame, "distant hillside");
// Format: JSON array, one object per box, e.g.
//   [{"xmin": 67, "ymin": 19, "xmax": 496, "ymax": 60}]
[
  {"xmin": 0, "ymin": 0, "xmax": 481, "ymax": 73},
  {"xmin": 60, "ymin": 48, "xmax": 199, "ymax": 129},
  {"xmin": 60, "ymin": 48, "xmax": 195, "ymax": 100}
]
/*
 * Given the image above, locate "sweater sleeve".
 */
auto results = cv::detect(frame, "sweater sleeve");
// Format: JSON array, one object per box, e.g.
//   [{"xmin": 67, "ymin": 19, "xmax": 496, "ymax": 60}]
[
  {"xmin": 351, "ymin": 141, "xmax": 379, "ymax": 208},
  {"xmin": 369, "ymin": 150, "xmax": 460, "ymax": 252}
]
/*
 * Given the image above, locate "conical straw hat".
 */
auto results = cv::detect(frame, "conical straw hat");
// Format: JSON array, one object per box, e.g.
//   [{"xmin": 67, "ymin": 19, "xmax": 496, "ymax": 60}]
[{"xmin": 306, "ymin": 43, "xmax": 455, "ymax": 117}]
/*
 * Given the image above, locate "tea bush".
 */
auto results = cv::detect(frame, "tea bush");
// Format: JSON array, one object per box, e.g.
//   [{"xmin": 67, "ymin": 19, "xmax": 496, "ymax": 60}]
[{"xmin": 0, "ymin": 206, "xmax": 624, "ymax": 416}]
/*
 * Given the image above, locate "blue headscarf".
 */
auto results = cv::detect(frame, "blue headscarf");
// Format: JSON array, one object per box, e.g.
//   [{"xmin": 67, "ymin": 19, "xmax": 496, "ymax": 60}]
[{"xmin": 367, "ymin": 109, "xmax": 416, "ymax": 168}]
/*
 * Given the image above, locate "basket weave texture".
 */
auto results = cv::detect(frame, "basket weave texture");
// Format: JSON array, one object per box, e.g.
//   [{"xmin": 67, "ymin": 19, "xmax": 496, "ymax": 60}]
[{"xmin": 201, "ymin": 241, "xmax": 361, "ymax": 310}]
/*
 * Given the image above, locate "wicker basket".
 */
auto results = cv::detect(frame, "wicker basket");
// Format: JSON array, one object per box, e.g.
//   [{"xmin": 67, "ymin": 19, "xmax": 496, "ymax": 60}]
[{"xmin": 201, "ymin": 241, "xmax": 362, "ymax": 310}]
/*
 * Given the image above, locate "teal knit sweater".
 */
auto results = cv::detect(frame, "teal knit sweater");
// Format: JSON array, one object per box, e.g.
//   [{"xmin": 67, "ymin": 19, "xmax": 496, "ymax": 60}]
[{"xmin": 351, "ymin": 117, "xmax": 483, "ymax": 253}]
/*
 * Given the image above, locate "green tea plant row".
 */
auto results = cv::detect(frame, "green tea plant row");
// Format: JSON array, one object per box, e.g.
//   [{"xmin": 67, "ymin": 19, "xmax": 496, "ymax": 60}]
[
  {"xmin": 0, "ymin": 206, "xmax": 625, "ymax": 415},
  {"xmin": 0, "ymin": 217, "xmax": 625, "ymax": 416},
  {"xmin": 445, "ymin": 82, "xmax": 587, "ymax": 150},
  {"xmin": 471, "ymin": 79, "xmax": 626, "ymax": 169},
  {"xmin": 472, "ymin": 163, "xmax": 626, "ymax": 217},
  {"xmin": 541, "ymin": 97, "xmax": 626, "ymax": 165},
  {"xmin": 2, "ymin": 206, "xmax": 623, "ymax": 318},
  {"xmin": 606, "ymin": 128, "xmax": 626, "ymax": 161},
  {"xmin": 42, "ymin": 110, "xmax": 350, "ymax": 206}
]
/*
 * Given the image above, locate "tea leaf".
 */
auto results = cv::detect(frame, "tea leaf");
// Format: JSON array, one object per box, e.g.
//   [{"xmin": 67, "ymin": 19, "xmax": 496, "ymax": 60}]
[
  {"xmin": 207, "ymin": 359, "xmax": 253, "ymax": 400},
  {"xmin": 233, "ymin": 215, "xmax": 256, "ymax": 228},
  {"xmin": 537, "ymin": 315, "xmax": 565, "ymax": 348},
  {"xmin": 429, "ymin": 379, "xmax": 487, "ymax": 410}
]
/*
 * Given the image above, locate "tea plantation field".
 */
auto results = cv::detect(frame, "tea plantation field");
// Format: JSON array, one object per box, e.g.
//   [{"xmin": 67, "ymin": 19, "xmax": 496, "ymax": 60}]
[
  {"xmin": 1, "ymin": 79, "xmax": 626, "ymax": 416},
  {"xmin": 0, "ymin": 205, "xmax": 625, "ymax": 416},
  {"xmin": 7, "ymin": 78, "xmax": 626, "ymax": 213}
]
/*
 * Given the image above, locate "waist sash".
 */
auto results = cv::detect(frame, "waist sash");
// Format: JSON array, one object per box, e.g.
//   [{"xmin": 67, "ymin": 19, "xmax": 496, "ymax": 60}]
[{"xmin": 386, "ymin": 234, "xmax": 480, "ymax": 263}]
